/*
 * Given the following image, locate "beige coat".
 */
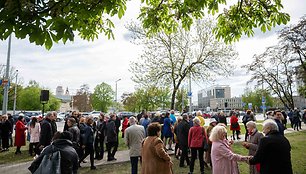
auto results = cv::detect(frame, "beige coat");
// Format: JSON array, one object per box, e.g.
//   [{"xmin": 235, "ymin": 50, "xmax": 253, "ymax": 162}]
[
  {"xmin": 141, "ymin": 136, "xmax": 172, "ymax": 174},
  {"xmin": 248, "ymin": 129, "xmax": 263, "ymax": 174}
]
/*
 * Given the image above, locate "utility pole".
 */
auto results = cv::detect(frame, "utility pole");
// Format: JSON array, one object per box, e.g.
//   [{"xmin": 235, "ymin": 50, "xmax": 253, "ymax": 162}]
[
  {"xmin": 262, "ymin": 76, "xmax": 266, "ymax": 118},
  {"xmin": 181, "ymin": 84, "xmax": 184, "ymax": 112},
  {"xmin": 115, "ymin": 78, "xmax": 121, "ymax": 103},
  {"xmin": 188, "ymin": 57, "xmax": 192, "ymax": 113},
  {"xmin": 13, "ymin": 70, "xmax": 18, "ymax": 115},
  {"xmin": 2, "ymin": 35, "xmax": 12, "ymax": 115}
]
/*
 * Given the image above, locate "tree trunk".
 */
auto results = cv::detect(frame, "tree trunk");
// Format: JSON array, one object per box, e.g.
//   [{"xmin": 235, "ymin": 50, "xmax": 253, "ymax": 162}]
[{"xmin": 170, "ymin": 88, "xmax": 178, "ymax": 109}]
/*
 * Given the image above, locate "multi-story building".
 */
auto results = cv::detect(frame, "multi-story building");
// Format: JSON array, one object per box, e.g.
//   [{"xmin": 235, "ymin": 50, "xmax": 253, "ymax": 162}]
[
  {"xmin": 55, "ymin": 86, "xmax": 72, "ymax": 112},
  {"xmin": 198, "ymin": 85, "xmax": 237, "ymax": 111}
]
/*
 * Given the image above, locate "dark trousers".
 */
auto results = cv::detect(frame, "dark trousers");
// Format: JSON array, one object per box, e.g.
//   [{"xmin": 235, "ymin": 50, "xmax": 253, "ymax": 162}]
[
  {"xmin": 189, "ymin": 147, "xmax": 204, "ymax": 173},
  {"xmin": 244, "ymin": 125, "xmax": 249, "ymax": 141},
  {"xmin": 29, "ymin": 142, "xmax": 39, "ymax": 155},
  {"xmin": 94, "ymin": 137, "xmax": 104, "ymax": 159},
  {"xmin": 80, "ymin": 144, "xmax": 95, "ymax": 167},
  {"xmin": 112, "ymin": 141, "xmax": 118, "ymax": 157},
  {"xmin": 293, "ymin": 118, "xmax": 301, "ymax": 131},
  {"xmin": 1, "ymin": 135, "xmax": 9, "ymax": 149},
  {"xmin": 232, "ymin": 130, "xmax": 240, "ymax": 140},
  {"xmin": 9, "ymin": 133, "xmax": 13, "ymax": 146},
  {"xmin": 179, "ymin": 145, "xmax": 190, "ymax": 167},
  {"xmin": 175, "ymin": 143, "xmax": 179, "ymax": 156},
  {"xmin": 106, "ymin": 142, "xmax": 117, "ymax": 160},
  {"xmin": 130, "ymin": 156, "xmax": 140, "ymax": 174},
  {"xmin": 289, "ymin": 118, "xmax": 293, "ymax": 128},
  {"xmin": 15, "ymin": 146, "xmax": 21, "ymax": 154}
]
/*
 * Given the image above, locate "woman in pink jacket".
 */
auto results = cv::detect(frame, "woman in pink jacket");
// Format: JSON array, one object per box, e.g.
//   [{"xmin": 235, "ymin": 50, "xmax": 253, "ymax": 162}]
[
  {"xmin": 210, "ymin": 125, "xmax": 249, "ymax": 174},
  {"xmin": 28, "ymin": 117, "xmax": 41, "ymax": 156}
]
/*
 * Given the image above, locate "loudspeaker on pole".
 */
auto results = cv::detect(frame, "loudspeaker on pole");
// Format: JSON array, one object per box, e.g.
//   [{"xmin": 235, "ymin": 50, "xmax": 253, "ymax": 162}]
[{"xmin": 40, "ymin": 90, "xmax": 49, "ymax": 102}]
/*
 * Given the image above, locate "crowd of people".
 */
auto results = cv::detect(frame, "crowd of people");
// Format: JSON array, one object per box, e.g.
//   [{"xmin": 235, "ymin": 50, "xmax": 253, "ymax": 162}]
[{"xmin": 0, "ymin": 108, "xmax": 305, "ymax": 174}]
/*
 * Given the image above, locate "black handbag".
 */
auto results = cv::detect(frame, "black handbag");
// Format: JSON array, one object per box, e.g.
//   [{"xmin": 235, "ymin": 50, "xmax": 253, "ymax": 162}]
[{"xmin": 33, "ymin": 145, "xmax": 61, "ymax": 174}]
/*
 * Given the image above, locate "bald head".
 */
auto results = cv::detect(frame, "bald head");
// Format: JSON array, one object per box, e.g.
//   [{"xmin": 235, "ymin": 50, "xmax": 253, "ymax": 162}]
[{"xmin": 129, "ymin": 116, "xmax": 137, "ymax": 125}]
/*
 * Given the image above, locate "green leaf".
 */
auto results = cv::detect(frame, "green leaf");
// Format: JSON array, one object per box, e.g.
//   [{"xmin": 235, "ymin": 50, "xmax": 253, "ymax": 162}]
[
  {"xmin": 260, "ymin": 24, "xmax": 266, "ymax": 33},
  {"xmin": 45, "ymin": 32, "xmax": 53, "ymax": 50}
]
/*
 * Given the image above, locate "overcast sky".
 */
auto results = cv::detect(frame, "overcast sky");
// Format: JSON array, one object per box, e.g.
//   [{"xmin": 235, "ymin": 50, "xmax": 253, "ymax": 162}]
[{"xmin": 0, "ymin": 0, "xmax": 305, "ymax": 102}]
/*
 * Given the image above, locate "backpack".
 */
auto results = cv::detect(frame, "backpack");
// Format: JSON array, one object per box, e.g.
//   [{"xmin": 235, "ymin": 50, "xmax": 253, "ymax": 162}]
[{"xmin": 33, "ymin": 145, "xmax": 61, "ymax": 174}]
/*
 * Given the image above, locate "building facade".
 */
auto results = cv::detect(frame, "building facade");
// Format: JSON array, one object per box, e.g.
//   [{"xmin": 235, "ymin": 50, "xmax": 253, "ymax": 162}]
[
  {"xmin": 198, "ymin": 85, "xmax": 241, "ymax": 111},
  {"xmin": 55, "ymin": 86, "xmax": 72, "ymax": 112}
]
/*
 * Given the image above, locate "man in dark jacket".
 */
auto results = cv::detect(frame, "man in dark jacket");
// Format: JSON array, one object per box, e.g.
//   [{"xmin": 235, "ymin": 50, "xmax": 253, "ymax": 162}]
[
  {"xmin": 106, "ymin": 114, "xmax": 118, "ymax": 161},
  {"xmin": 176, "ymin": 113, "xmax": 190, "ymax": 167},
  {"xmin": 249, "ymin": 119, "xmax": 293, "ymax": 174},
  {"xmin": 7, "ymin": 113, "xmax": 14, "ymax": 147},
  {"xmin": 67, "ymin": 118, "xmax": 81, "ymax": 159},
  {"xmin": 242, "ymin": 110, "xmax": 252, "ymax": 141},
  {"xmin": 292, "ymin": 108, "xmax": 302, "ymax": 131},
  {"xmin": 51, "ymin": 111, "xmax": 58, "ymax": 134},
  {"xmin": 112, "ymin": 114, "xmax": 121, "ymax": 158},
  {"xmin": 1, "ymin": 115, "xmax": 12, "ymax": 151},
  {"xmin": 95, "ymin": 113, "xmax": 106, "ymax": 160},
  {"xmin": 274, "ymin": 110, "xmax": 285, "ymax": 135},
  {"xmin": 28, "ymin": 131, "xmax": 79, "ymax": 174},
  {"xmin": 79, "ymin": 117, "xmax": 96, "ymax": 170},
  {"xmin": 38, "ymin": 112, "xmax": 54, "ymax": 153}
]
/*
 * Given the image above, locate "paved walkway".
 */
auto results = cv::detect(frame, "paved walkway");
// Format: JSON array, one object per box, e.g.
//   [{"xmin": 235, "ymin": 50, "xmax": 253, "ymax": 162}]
[{"xmin": 0, "ymin": 124, "xmax": 305, "ymax": 174}]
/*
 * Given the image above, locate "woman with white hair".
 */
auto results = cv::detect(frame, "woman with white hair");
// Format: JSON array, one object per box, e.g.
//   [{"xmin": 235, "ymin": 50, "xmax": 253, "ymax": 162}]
[
  {"xmin": 242, "ymin": 121, "xmax": 263, "ymax": 174},
  {"xmin": 188, "ymin": 117, "xmax": 208, "ymax": 174},
  {"xmin": 210, "ymin": 125, "xmax": 249, "ymax": 174},
  {"xmin": 249, "ymin": 119, "xmax": 292, "ymax": 174}
]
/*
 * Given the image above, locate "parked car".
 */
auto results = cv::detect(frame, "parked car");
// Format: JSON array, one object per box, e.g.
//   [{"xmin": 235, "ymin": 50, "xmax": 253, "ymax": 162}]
[
  {"xmin": 238, "ymin": 111, "xmax": 246, "ymax": 118},
  {"xmin": 13, "ymin": 113, "xmax": 31, "ymax": 124},
  {"xmin": 56, "ymin": 112, "xmax": 66, "ymax": 122},
  {"xmin": 117, "ymin": 112, "xmax": 135, "ymax": 119},
  {"xmin": 81, "ymin": 112, "xmax": 91, "ymax": 117},
  {"xmin": 90, "ymin": 111, "xmax": 101, "ymax": 120}
]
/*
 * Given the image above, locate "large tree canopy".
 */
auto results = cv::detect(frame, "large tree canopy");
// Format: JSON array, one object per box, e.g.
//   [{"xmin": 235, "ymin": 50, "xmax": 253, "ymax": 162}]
[
  {"xmin": 278, "ymin": 15, "xmax": 306, "ymax": 96},
  {"xmin": 244, "ymin": 15, "xmax": 306, "ymax": 109},
  {"xmin": 129, "ymin": 19, "xmax": 237, "ymax": 109},
  {"xmin": 91, "ymin": 82, "xmax": 114, "ymax": 112},
  {"xmin": 244, "ymin": 45, "xmax": 296, "ymax": 109},
  {"xmin": 0, "ymin": 0, "xmax": 289, "ymax": 49}
]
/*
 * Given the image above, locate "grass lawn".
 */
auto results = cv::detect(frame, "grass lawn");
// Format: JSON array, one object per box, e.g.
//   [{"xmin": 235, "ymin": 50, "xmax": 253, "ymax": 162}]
[
  {"xmin": 0, "ymin": 141, "xmax": 33, "ymax": 165},
  {"xmin": 80, "ymin": 131, "xmax": 306, "ymax": 174},
  {"xmin": 0, "ymin": 132, "xmax": 127, "ymax": 165}
]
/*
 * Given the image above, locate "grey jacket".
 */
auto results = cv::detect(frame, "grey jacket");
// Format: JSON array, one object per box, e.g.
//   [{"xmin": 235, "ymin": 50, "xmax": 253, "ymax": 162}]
[
  {"xmin": 124, "ymin": 124, "xmax": 145, "ymax": 157},
  {"xmin": 248, "ymin": 129, "xmax": 263, "ymax": 174}
]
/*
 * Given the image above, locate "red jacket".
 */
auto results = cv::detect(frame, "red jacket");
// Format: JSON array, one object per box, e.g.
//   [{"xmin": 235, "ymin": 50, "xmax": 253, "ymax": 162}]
[
  {"xmin": 230, "ymin": 116, "xmax": 241, "ymax": 131},
  {"xmin": 121, "ymin": 117, "xmax": 129, "ymax": 133},
  {"xmin": 15, "ymin": 120, "xmax": 27, "ymax": 146},
  {"xmin": 188, "ymin": 125, "xmax": 207, "ymax": 148}
]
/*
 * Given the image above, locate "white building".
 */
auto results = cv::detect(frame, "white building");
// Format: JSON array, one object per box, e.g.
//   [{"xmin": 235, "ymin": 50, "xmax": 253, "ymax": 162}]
[
  {"xmin": 198, "ymin": 85, "xmax": 243, "ymax": 111},
  {"xmin": 55, "ymin": 86, "xmax": 72, "ymax": 112}
]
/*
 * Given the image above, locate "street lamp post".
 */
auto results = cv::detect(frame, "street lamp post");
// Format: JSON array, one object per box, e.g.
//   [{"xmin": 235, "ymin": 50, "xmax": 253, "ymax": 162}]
[
  {"xmin": 115, "ymin": 79, "xmax": 121, "ymax": 103},
  {"xmin": 13, "ymin": 70, "xmax": 18, "ymax": 115},
  {"xmin": 2, "ymin": 35, "xmax": 12, "ymax": 115}
]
